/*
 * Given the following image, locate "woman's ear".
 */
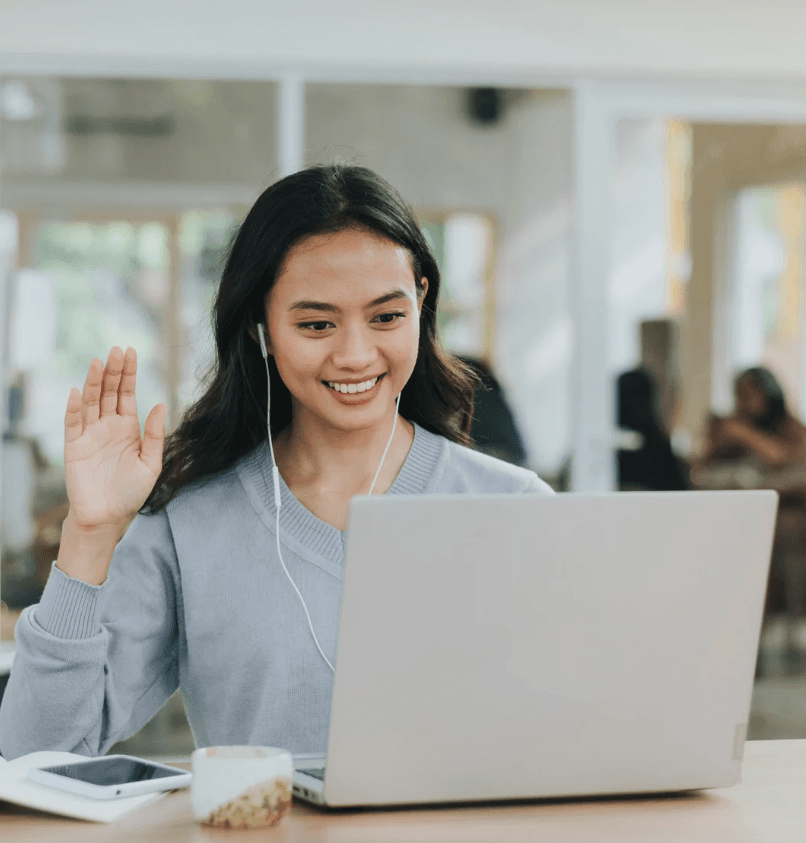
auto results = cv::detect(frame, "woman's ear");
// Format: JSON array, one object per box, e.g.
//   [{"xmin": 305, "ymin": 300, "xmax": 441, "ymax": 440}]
[
  {"xmin": 417, "ymin": 277, "xmax": 429, "ymax": 314},
  {"xmin": 248, "ymin": 323, "xmax": 273, "ymax": 355}
]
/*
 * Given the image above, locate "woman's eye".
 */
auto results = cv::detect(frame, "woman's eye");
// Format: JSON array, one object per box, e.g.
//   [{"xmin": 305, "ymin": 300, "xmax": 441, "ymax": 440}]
[
  {"xmin": 299, "ymin": 321, "xmax": 334, "ymax": 332},
  {"xmin": 373, "ymin": 312, "xmax": 405, "ymax": 325}
]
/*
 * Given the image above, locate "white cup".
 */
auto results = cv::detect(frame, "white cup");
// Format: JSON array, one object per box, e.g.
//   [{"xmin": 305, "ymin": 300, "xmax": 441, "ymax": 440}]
[{"xmin": 191, "ymin": 745, "xmax": 293, "ymax": 828}]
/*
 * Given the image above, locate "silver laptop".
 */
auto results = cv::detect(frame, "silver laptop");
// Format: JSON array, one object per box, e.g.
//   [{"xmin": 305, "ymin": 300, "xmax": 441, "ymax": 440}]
[{"xmin": 293, "ymin": 490, "xmax": 777, "ymax": 807}]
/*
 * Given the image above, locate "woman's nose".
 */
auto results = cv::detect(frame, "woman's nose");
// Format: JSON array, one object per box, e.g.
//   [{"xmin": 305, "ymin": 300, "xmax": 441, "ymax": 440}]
[{"xmin": 331, "ymin": 325, "xmax": 376, "ymax": 370}]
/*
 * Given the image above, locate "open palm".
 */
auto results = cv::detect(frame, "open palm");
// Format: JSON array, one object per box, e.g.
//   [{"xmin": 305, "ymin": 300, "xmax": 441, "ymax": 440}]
[{"xmin": 64, "ymin": 346, "xmax": 166, "ymax": 531}]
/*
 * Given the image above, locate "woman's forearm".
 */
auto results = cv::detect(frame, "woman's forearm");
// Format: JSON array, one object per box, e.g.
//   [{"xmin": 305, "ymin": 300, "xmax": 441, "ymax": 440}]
[{"xmin": 733, "ymin": 426, "xmax": 790, "ymax": 466}]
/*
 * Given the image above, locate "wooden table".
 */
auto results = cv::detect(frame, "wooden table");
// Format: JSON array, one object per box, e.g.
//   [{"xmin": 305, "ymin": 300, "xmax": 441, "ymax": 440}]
[
  {"xmin": 690, "ymin": 459, "xmax": 806, "ymax": 494},
  {"xmin": 3, "ymin": 740, "xmax": 806, "ymax": 842}
]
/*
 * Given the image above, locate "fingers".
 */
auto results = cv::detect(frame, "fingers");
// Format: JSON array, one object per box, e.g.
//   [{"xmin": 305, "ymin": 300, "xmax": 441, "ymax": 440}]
[
  {"xmin": 140, "ymin": 403, "xmax": 167, "ymax": 474},
  {"xmin": 80, "ymin": 347, "xmax": 135, "ymax": 428},
  {"xmin": 64, "ymin": 387, "xmax": 83, "ymax": 445},
  {"xmin": 81, "ymin": 358, "xmax": 104, "ymax": 428},
  {"xmin": 117, "ymin": 347, "xmax": 138, "ymax": 417},
  {"xmin": 99, "ymin": 347, "xmax": 125, "ymax": 417}
]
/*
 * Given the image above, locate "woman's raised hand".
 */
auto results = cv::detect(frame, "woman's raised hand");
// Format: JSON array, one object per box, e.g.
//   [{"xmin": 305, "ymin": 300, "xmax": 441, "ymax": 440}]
[{"xmin": 64, "ymin": 347, "xmax": 167, "ymax": 532}]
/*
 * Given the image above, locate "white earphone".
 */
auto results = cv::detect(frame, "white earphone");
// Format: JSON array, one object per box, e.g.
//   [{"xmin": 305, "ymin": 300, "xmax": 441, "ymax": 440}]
[{"xmin": 257, "ymin": 323, "xmax": 400, "ymax": 673}]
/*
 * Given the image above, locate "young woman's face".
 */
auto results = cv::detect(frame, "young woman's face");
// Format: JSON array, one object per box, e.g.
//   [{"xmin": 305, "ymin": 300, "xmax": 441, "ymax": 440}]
[{"xmin": 262, "ymin": 228, "xmax": 427, "ymax": 433}]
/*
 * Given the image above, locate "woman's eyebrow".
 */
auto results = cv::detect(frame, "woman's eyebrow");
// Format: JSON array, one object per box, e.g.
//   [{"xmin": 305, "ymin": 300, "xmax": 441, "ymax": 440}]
[
  {"xmin": 288, "ymin": 299, "xmax": 338, "ymax": 313},
  {"xmin": 366, "ymin": 289, "xmax": 410, "ymax": 308},
  {"xmin": 288, "ymin": 289, "xmax": 411, "ymax": 313}
]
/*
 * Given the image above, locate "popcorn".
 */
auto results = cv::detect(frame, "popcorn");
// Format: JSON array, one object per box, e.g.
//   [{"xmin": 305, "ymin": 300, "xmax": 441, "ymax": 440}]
[{"xmin": 203, "ymin": 777, "xmax": 292, "ymax": 829}]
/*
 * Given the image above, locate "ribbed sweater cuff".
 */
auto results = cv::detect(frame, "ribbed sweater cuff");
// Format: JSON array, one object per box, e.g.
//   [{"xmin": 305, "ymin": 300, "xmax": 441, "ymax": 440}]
[{"xmin": 33, "ymin": 562, "xmax": 103, "ymax": 640}]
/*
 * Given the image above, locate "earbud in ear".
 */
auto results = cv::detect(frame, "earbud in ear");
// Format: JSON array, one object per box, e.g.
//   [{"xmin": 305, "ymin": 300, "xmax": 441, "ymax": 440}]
[{"xmin": 257, "ymin": 323, "xmax": 268, "ymax": 360}]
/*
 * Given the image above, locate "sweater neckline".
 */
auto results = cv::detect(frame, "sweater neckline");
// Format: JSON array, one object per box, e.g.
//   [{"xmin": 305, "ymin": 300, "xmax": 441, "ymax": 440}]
[{"xmin": 237, "ymin": 421, "xmax": 445, "ymax": 564}]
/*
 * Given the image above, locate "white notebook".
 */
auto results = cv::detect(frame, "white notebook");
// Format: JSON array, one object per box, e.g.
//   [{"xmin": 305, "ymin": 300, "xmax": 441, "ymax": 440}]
[{"xmin": 0, "ymin": 751, "xmax": 165, "ymax": 822}]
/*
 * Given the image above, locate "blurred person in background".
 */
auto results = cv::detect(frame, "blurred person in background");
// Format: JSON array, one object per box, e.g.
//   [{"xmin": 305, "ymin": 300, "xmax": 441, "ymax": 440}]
[
  {"xmin": 698, "ymin": 367, "xmax": 806, "ymax": 468},
  {"xmin": 616, "ymin": 368, "xmax": 689, "ymax": 492},
  {"xmin": 694, "ymin": 366, "xmax": 806, "ymax": 646},
  {"xmin": 459, "ymin": 356, "xmax": 528, "ymax": 467}
]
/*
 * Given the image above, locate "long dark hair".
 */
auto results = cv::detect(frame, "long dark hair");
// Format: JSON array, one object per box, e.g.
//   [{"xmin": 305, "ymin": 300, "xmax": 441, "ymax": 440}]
[
  {"xmin": 736, "ymin": 366, "xmax": 787, "ymax": 432},
  {"xmin": 142, "ymin": 164, "xmax": 476, "ymax": 513}
]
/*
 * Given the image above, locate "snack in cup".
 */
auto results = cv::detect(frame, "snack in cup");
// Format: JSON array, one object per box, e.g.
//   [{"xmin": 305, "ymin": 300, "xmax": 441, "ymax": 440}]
[{"xmin": 191, "ymin": 745, "xmax": 293, "ymax": 828}]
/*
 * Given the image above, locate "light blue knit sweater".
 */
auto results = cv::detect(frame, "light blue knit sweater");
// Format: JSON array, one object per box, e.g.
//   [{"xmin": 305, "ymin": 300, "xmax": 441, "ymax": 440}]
[{"xmin": 0, "ymin": 423, "xmax": 552, "ymax": 760}]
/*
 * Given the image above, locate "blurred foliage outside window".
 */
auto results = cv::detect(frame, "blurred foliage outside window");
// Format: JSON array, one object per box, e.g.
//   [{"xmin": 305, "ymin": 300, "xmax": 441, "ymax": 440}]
[
  {"xmin": 420, "ymin": 213, "xmax": 494, "ymax": 360},
  {"xmin": 9, "ymin": 212, "xmax": 241, "ymax": 469},
  {"xmin": 18, "ymin": 220, "xmax": 170, "ymax": 467}
]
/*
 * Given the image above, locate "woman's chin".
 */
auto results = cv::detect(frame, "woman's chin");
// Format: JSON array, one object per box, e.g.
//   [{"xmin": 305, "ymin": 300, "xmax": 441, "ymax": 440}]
[{"xmin": 319, "ymin": 393, "xmax": 397, "ymax": 431}]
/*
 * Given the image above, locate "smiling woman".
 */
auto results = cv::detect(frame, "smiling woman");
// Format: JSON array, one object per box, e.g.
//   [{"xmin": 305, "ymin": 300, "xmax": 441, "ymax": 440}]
[
  {"xmin": 145, "ymin": 165, "xmax": 476, "ymax": 518},
  {"xmin": 0, "ymin": 164, "xmax": 553, "ymax": 762}
]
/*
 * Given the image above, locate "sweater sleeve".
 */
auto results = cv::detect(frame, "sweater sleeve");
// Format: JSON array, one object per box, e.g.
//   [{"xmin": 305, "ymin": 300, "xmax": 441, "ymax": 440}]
[
  {"xmin": 0, "ymin": 510, "xmax": 181, "ymax": 760},
  {"xmin": 522, "ymin": 472, "xmax": 555, "ymax": 496}
]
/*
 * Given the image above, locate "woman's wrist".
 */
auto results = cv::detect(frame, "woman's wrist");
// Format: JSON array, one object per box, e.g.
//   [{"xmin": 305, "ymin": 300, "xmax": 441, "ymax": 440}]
[{"xmin": 55, "ymin": 510, "xmax": 126, "ymax": 586}]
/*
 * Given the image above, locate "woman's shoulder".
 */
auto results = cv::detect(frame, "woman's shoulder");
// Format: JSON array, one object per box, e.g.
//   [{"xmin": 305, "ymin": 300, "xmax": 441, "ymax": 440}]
[
  {"xmin": 420, "ymin": 426, "xmax": 553, "ymax": 495},
  {"xmin": 164, "ymin": 446, "xmax": 260, "ymax": 520}
]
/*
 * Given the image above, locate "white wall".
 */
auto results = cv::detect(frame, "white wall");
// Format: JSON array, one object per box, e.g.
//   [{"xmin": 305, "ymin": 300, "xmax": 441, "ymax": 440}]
[{"xmin": 4, "ymin": 0, "xmax": 806, "ymax": 81}]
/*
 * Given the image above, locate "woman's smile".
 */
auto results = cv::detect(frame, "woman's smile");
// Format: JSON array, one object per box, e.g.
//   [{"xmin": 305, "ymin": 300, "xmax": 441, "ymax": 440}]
[{"xmin": 324, "ymin": 373, "xmax": 386, "ymax": 395}]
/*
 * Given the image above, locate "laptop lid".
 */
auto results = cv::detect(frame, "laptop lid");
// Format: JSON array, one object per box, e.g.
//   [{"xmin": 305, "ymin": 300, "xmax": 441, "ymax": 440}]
[{"xmin": 322, "ymin": 490, "xmax": 777, "ymax": 807}]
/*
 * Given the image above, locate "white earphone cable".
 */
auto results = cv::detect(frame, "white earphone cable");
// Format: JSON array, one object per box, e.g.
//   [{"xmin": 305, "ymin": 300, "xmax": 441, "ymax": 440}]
[
  {"xmin": 273, "ymin": 492, "xmax": 335, "ymax": 673},
  {"xmin": 368, "ymin": 392, "xmax": 400, "ymax": 496},
  {"xmin": 258, "ymin": 323, "xmax": 398, "ymax": 674}
]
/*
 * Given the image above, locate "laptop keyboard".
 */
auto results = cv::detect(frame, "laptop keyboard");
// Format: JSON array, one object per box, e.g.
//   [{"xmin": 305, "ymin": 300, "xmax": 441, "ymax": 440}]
[{"xmin": 297, "ymin": 768, "xmax": 325, "ymax": 781}]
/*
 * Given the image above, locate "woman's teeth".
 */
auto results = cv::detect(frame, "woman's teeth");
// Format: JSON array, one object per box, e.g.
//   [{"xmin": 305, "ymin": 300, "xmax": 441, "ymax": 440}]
[{"xmin": 327, "ymin": 376, "xmax": 379, "ymax": 394}]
